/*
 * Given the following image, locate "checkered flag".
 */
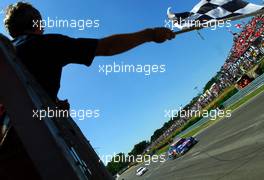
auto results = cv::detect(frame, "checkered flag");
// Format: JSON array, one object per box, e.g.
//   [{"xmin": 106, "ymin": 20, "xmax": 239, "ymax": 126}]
[{"xmin": 168, "ymin": 0, "xmax": 264, "ymax": 30}]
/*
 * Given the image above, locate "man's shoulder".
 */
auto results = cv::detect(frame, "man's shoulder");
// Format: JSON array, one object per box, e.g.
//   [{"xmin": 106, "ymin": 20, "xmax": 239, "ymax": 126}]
[
  {"xmin": 40, "ymin": 33, "xmax": 69, "ymax": 39},
  {"xmin": 13, "ymin": 33, "xmax": 70, "ymax": 47}
]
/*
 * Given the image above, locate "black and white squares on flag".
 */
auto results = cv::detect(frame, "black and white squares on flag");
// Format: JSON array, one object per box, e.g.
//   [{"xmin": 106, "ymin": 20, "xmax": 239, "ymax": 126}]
[{"xmin": 168, "ymin": 0, "xmax": 264, "ymax": 29}]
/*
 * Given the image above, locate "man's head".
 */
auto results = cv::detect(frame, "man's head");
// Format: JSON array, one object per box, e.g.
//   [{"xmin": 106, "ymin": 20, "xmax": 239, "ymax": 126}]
[{"xmin": 4, "ymin": 2, "xmax": 43, "ymax": 38}]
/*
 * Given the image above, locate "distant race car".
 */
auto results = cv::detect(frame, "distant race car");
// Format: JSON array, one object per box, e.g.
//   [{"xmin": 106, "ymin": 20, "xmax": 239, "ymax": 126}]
[
  {"xmin": 168, "ymin": 138, "xmax": 185, "ymax": 159},
  {"xmin": 167, "ymin": 137, "xmax": 198, "ymax": 159},
  {"xmin": 136, "ymin": 167, "xmax": 148, "ymax": 176}
]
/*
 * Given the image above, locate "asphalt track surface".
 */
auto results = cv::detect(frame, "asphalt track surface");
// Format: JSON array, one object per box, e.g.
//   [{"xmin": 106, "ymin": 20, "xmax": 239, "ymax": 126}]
[{"xmin": 120, "ymin": 91, "xmax": 264, "ymax": 180}]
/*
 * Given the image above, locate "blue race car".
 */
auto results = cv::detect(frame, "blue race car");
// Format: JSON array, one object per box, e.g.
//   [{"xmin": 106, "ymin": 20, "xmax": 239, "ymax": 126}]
[
  {"xmin": 167, "ymin": 137, "xmax": 198, "ymax": 159},
  {"xmin": 175, "ymin": 137, "xmax": 198, "ymax": 155}
]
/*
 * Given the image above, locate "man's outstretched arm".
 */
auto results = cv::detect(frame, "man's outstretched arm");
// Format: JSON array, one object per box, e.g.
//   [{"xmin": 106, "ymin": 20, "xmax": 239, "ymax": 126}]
[{"xmin": 95, "ymin": 27, "xmax": 175, "ymax": 56}]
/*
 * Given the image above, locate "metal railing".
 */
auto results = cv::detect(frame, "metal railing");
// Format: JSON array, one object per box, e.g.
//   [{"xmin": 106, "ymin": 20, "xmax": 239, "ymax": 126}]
[{"xmin": 223, "ymin": 73, "xmax": 264, "ymax": 107}]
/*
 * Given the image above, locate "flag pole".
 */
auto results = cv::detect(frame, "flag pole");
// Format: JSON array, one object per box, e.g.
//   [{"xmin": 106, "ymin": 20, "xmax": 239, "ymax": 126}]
[{"xmin": 173, "ymin": 9, "xmax": 264, "ymax": 35}]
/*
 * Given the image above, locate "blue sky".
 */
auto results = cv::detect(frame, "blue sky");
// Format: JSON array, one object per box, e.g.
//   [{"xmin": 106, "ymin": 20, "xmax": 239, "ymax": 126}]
[{"xmin": 0, "ymin": 0, "xmax": 262, "ymax": 158}]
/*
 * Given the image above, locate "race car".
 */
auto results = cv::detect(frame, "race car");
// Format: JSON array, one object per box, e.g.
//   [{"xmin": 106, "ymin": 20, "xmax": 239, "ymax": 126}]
[
  {"xmin": 167, "ymin": 138, "xmax": 185, "ymax": 159},
  {"xmin": 167, "ymin": 137, "xmax": 198, "ymax": 159},
  {"xmin": 175, "ymin": 137, "xmax": 198, "ymax": 155},
  {"xmin": 136, "ymin": 167, "xmax": 148, "ymax": 176}
]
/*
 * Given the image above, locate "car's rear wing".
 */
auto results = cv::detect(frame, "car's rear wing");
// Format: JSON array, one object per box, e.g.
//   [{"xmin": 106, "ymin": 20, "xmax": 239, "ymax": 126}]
[{"xmin": 0, "ymin": 34, "xmax": 113, "ymax": 180}]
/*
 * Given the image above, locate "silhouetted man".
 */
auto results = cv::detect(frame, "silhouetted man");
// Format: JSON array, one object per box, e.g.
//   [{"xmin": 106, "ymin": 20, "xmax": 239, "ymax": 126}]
[{"xmin": 4, "ymin": 2, "xmax": 175, "ymax": 103}]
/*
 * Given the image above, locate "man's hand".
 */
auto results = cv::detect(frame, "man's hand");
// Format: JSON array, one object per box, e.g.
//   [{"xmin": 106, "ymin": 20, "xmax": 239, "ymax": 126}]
[{"xmin": 149, "ymin": 27, "xmax": 176, "ymax": 43}]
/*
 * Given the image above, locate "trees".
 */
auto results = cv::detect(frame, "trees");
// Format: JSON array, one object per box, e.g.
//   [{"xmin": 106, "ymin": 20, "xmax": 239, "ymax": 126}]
[
  {"xmin": 129, "ymin": 140, "xmax": 150, "ymax": 156},
  {"xmin": 203, "ymin": 76, "xmax": 217, "ymax": 93},
  {"xmin": 106, "ymin": 153, "xmax": 129, "ymax": 175},
  {"xmin": 150, "ymin": 119, "xmax": 175, "ymax": 142},
  {"xmin": 106, "ymin": 141, "xmax": 150, "ymax": 175}
]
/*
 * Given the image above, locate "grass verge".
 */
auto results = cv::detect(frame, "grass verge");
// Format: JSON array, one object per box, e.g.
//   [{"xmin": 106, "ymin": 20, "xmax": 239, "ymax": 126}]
[{"xmin": 180, "ymin": 84, "xmax": 264, "ymax": 139}]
